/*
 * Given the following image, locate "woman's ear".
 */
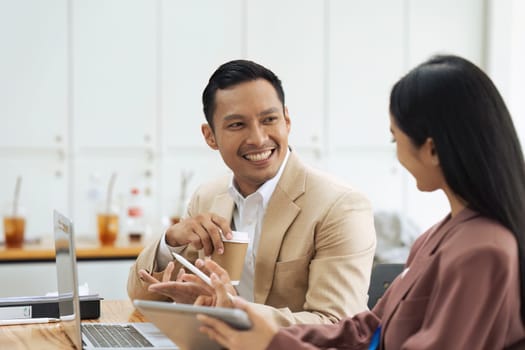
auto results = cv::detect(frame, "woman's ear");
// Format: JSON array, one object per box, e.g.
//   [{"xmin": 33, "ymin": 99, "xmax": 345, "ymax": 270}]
[
  {"xmin": 201, "ymin": 124, "xmax": 218, "ymax": 150},
  {"xmin": 424, "ymin": 137, "xmax": 440, "ymax": 166}
]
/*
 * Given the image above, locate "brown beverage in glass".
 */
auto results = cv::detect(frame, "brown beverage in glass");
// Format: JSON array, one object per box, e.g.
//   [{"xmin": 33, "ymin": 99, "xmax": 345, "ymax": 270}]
[
  {"xmin": 97, "ymin": 213, "xmax": 119, "ymax": 245},
  {"xmin": 3, "ymin": 216, "xmax": 25, "ymax": 248}
]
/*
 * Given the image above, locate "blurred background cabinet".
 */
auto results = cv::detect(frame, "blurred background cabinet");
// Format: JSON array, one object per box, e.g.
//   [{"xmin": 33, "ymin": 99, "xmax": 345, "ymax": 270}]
[
  {"xmin": 0, "ymin": 0, "xmax": 68, "ymax": 150},
  {"xmin": 71, "ymin": 0, "xmax": 159, "ymax": 237},
  {"xmin": 73, "ymin": 0, "xmax": 157, "ymax": 150},
  {"xmin": 0, "ymin": 260, "xmax": 135, "ymax": 300},
  {"xmin": 0, "ymin": 0, "xmax": 69, "ymax": 239}
]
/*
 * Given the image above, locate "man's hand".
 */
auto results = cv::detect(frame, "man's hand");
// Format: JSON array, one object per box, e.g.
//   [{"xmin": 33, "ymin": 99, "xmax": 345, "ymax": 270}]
[
  {"xmin": 165, "ymin": 213, "xmax": 233, "ymax": 256},
  {"xmin": 138, "ymin": 260, "xmax": 177, "ymax": 287},
  {"xmin": 197, "ymin": 297, "xmax": 278, "ymax": 350},
  {"xmin": 146, "ymin": 273, "xmax": 212, "ymax": 304},
  {"xmin": 138, "ymin": 261, "xmax": 209, "ymax": 304}
]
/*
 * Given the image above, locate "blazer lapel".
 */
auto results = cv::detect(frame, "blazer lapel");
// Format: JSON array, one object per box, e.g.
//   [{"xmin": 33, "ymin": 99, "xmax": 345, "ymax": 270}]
[
  {"xmin": 380, "ymin": 208, "xmax": 480, "ymax": 331},
  {"xmin": 209, "ymin": 191, "xmax": 235, "ymax": 228},
  {"xmin": 253, "ymin": 153, "xmax": 305, "ymax": 303}
]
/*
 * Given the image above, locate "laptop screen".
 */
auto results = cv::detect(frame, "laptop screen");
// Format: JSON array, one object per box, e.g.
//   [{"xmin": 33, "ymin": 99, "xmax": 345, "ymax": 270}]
[{"xmin": 54, "ymin": 210, "xmax": 83, "ymax": 350}]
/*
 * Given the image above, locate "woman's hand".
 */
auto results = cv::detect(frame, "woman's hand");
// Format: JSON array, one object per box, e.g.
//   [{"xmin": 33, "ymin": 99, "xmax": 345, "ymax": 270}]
[
  {"xmin": 193, "ymin": 258, "xmax": 238, "ymax": 307},
  {"xmin": 197, "ymin": 296, "xmax": 278, "ymax": 350}
]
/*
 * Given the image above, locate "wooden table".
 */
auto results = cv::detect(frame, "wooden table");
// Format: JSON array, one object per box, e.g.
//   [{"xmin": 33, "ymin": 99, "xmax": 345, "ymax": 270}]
[
  {"xmin": 0, "ymin": 300, "xmax": 144, "ymax": 349},
  {"xmin": 0, "ymin": 240, "xmax": 145, "ymax": 262}
]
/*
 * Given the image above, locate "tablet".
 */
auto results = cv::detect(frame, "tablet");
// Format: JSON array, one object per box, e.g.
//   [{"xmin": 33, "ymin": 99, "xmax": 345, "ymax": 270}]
[{"xmin": 133, "ymin": 300, "xmax": 251, "ymax": 350}]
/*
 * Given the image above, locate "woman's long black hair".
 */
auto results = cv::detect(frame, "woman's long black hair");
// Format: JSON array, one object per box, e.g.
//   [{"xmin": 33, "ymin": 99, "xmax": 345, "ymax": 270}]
[{"xmin": 390, "ymin": 55, "xmax": 525, "ymax": 321}]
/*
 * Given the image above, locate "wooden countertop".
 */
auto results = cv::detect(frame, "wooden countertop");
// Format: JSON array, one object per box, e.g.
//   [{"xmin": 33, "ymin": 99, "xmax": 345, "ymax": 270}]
[{"xmin": 0, "ymin": 239, "xmax": 146, "ymax": 262}]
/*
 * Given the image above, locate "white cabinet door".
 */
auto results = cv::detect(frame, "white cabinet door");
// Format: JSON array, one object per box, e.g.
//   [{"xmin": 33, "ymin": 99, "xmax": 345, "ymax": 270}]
[
  {"xmin": 161, "ymin": 0, "xmax": 243, "ymax": 150},
  {"xmin": 0, "ymin": 260, "xmax": 134, "ymax": 300},
  {"xmin": 408, "ymin": 0, "xmax": 485, "ymax": 67},
  {"xmin": 77, "ymin": 260, "xmax": 135, "ymax": 300},
  {"xmin": 0, "ymin": 0, "xmax": 67, "ymax": 148},
  {"xmin": 73, "ymin": 0, "xmax": 157, "ymax": 149},
  {"xmin": 0, "ymin": 263, "xmax": 57, "ymax": 298},
  {"xmin": 246, "ymin": 0, "xmax": 325, "ymax": 157},
  {"xmin": 0, "ymin": 154, "xmax": 68, "ymax": 241},
  {"xmin": 328, "ymin": 0, "xmax": 405, "ymax": 150}
]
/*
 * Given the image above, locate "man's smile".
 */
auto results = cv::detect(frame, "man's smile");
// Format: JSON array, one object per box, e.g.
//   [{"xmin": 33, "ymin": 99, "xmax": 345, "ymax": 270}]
[{"xmin": 243, "ymin": 149, "xmax": 274, "ymax": 162}]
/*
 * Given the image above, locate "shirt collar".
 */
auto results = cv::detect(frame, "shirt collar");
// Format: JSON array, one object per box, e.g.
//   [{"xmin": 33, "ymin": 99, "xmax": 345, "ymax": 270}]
[{"xmin": 228, "ymin": 148, "xmax": 290, "ymax": 209}]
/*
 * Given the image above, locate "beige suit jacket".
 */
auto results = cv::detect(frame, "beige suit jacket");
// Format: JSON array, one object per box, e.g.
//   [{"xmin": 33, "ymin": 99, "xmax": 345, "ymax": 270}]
[{"xmin": 127, "ymin": 153, "xmax": 376, "ymax": 326}]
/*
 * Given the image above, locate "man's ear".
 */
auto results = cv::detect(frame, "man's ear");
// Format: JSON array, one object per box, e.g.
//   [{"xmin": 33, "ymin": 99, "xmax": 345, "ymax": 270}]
[
  {"xmin": 201, "ymin": 123, "xmax": 218, "ymax": 150},
  {"xmin": 284, "ymin": 106, "xmax": 291, "ymax": 133},
  {"xmin": 424, "ymin": 137, "xmax": 439, "ymax": 166}
]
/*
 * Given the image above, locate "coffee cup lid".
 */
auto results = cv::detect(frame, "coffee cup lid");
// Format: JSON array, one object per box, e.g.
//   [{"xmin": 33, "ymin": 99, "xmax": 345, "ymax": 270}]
[{"xmin": 222, "ymin": 230, "xmax": 249, "ymax": 243}]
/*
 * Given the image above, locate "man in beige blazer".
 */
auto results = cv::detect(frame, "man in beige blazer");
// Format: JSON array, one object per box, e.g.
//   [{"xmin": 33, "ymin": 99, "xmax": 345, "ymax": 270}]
[{"xmin": 127, "ymin": 59, "xmax": 376, "ymax": 326}]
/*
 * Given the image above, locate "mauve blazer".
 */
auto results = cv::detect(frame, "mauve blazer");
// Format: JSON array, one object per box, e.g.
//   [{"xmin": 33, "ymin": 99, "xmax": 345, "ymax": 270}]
[
  {"xmin": 127, "ymin": 153, "xmax": 376, "ymax": 326},
  {"xmin": 268, "ymin": 208, "xmax": 525, "ymax": 349}
]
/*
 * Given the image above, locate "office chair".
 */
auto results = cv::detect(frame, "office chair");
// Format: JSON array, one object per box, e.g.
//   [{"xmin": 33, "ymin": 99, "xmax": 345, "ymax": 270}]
[{"xmin": 367, "ymin": 263, "xmax": 405, "ymax": 309}]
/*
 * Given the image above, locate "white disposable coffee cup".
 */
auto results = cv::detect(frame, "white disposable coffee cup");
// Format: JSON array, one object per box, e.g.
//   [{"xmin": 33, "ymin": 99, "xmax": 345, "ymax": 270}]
[{"xmin": 211, "ymin": 231, "xmax": 249, "ymax": 285}]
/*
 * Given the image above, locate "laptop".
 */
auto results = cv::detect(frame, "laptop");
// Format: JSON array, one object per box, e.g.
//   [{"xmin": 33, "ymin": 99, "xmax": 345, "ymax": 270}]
[{"xmin": 53, "ymin": 210, "xmax": 178, "ymax": 350}]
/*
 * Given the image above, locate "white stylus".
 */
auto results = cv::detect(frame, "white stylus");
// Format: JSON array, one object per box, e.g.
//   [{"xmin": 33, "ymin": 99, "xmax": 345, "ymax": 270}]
[
  {"xmin": 0, "ymin": 317, "xmax": 59, "ymax": 326},
  {"xmin": 172, "ymin": 252, "xmax": 234, "ymax": 302},
  {"xmin": 173, "ymin": 253, "xmax": 212, "ymax": 285}
]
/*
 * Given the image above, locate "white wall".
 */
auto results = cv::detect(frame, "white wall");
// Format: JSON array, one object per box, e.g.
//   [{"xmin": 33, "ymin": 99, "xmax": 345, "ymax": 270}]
[{"xmin": 487, "ymin": 0, "xmax": 525, "ymax": 139}]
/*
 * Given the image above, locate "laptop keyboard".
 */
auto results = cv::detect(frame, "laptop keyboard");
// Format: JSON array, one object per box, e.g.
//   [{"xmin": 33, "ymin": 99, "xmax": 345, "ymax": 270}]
[{"xmin": 83, "ymin": 324, "xmax": 154, "ymax": 348}]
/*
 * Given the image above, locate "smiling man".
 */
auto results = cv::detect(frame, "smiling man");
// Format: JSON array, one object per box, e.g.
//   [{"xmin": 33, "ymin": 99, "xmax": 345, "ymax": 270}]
[{"xmin": 127, "ymin": 60, "xmax": 376, "ymax": 326}]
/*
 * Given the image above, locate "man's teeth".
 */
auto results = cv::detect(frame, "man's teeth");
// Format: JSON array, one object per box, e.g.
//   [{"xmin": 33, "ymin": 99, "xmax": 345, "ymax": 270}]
[{"xmin": 245, "ymin": 150, "xmax": 272, "ymax": 161}]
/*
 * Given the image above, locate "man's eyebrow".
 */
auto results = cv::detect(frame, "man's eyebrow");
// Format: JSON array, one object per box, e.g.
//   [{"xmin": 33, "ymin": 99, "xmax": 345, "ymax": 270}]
[
  {"xmin": 223, "ymin": 114, "xmax": 244, "ymax": 122},
  {"xmin": 222, "ymin": 107, "xmax": 280, "ymax": 121},
  {"xmin": 258, "ymin": 107, "xmax": 280, "ymax": 116}
]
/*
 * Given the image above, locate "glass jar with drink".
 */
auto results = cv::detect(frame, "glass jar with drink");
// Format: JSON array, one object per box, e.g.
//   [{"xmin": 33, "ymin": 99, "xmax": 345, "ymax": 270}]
[
  {"xmin": 3, "ymin": 203, "xmax": 26, "ymax": 249},
  {"xmin": 97, "ymin": 204, "xmax": 119, "ymax": 246}
]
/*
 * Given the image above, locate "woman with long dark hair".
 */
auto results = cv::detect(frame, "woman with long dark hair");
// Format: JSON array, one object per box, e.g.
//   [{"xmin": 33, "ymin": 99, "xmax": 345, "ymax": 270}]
[{"xmin": 195, "ymin": 55, "xmax": 525, "ymax": 349}]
